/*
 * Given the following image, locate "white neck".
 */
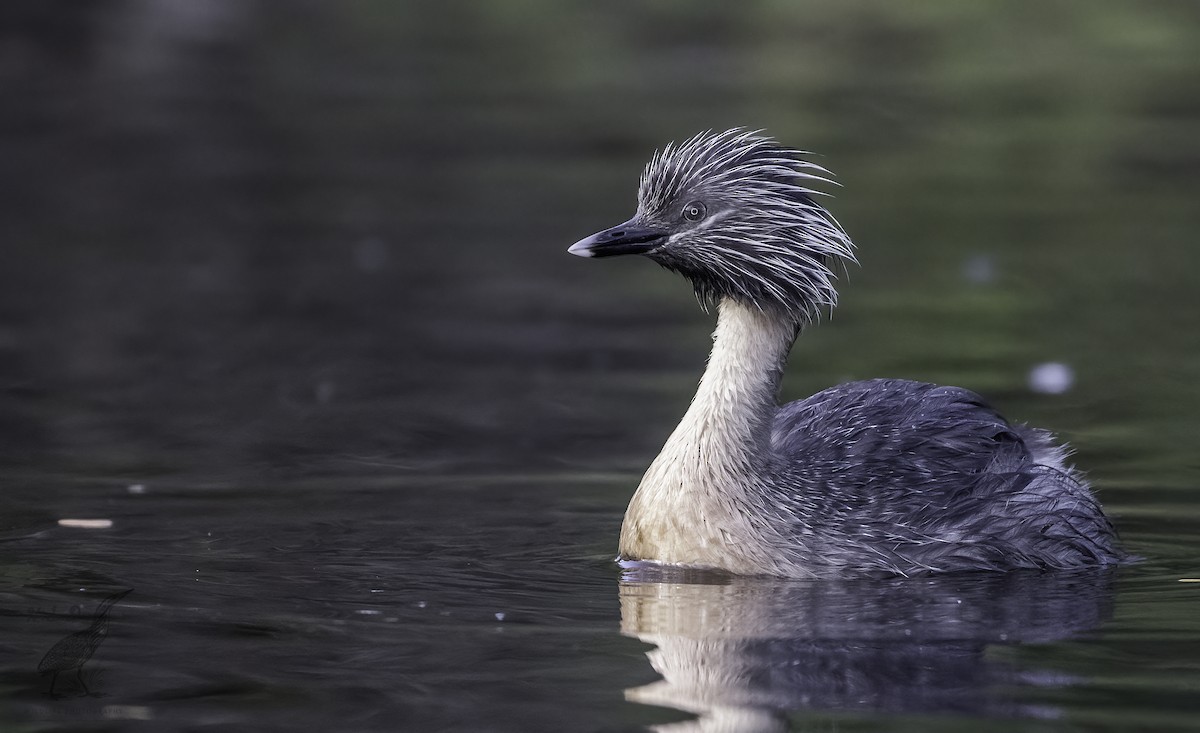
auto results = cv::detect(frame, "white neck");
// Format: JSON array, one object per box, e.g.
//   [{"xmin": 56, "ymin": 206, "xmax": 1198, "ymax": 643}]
[{"xmin": 619, "ymin": 298, "xmax": 798, "ymax": 572}]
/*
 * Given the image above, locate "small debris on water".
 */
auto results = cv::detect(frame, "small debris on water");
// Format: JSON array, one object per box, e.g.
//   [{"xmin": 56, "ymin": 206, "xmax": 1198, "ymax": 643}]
[
  {"xmin": 1028, "ymin": 362, "xmax": 1074, "ymax": 394},
  {"xmin": 962, "ymin": 254, "xmax": 996, "ymax": 284},
  {"xmin": 58, "ymin": 519, "xmax": 113, "ymax": 529}
]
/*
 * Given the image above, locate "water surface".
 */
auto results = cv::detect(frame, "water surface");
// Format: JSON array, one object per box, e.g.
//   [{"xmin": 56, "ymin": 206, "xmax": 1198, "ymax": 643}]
[{"xmin": 2, "ymin": 2, "xmax": 1199, "ymax": 731}]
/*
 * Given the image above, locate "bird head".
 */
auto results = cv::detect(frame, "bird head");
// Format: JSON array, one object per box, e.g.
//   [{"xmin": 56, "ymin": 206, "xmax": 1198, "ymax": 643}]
[{"xmin": 569, "ymin": 129, "xmax": 856, "ymax": 322}]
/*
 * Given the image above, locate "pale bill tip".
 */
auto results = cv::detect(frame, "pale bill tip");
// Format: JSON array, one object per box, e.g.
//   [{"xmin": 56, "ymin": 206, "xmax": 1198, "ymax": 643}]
[{"xmin": 567, "ymin": 239, "xmax": 595, "ymax": 257}]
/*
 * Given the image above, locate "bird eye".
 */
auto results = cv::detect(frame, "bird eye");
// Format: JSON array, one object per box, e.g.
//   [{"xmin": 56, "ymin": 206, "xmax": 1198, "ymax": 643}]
[{"xmin": 682, "ymin": 201, "xmax": 706, "ymax": 222}]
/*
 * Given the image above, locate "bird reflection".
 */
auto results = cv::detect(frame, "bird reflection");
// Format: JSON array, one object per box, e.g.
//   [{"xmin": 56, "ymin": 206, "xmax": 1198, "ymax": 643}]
[
  {"xmin": 39, "ymin": 588, "xmax": 131, "ymax": 697},
  {"xmin": 619, "ymin": 565, "xmax": 1115, "ymax": 732}
]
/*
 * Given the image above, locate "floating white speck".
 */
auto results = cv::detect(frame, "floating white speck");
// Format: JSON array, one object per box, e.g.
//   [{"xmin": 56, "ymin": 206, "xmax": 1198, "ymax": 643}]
[
  {"xmin": 416, "ymin": 601, "xmax": 427, "ymax": 609},
  {"xmin": 494, "ymin": 612, "xmax": 505, "ymax": 621},
  {"xmin": 1028, "ymin": 362, "xmax": 1074, "ymax": 394},
  {"xmin": 356, "ymin": 609, "xmax": 382, "ymax": 616},
  {"xmin": 57, "ymin": 519, "xmax": 113, "ymax": 529},
  {"xmin": 127, "ymin": 484, "xmax": 146, "ymax": 494},
  {"xmin": 962, "ymin": 254, "xmax": 995, "ymax": 284}
]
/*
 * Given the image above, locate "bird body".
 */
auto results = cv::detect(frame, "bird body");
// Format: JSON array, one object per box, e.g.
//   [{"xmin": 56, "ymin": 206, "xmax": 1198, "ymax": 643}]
[{"xmin": 570, "ymin": 129, "xmax": 1121, "ymax": 577}]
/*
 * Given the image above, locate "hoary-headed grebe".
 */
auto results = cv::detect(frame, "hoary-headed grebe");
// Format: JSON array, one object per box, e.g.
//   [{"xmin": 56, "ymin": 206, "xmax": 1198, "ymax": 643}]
[{"xmin": 569, "ymin": 129, "xmax": 1121, "ymax": 577}]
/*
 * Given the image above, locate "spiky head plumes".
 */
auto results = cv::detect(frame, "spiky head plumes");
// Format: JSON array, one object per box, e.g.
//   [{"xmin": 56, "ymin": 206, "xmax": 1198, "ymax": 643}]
[{"xmin": 628, "ymin": 129, "xmax": 856, "ymax": 321}]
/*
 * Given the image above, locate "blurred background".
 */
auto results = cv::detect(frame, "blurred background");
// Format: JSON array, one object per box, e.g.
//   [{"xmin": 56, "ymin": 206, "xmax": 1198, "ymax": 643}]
[
  {"xmin": 3, "ymin": 2, "xmax": 1200, "ymax": 729},
  {"xmin": 2, "ymin": 0, "xmax": 1197, "ymax": 489}
]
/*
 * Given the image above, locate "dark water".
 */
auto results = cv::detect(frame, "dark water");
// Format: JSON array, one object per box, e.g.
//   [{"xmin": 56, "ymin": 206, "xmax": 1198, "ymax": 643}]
[{"xmin": 2, "ymin": 2, "xmax": 1199, "ymax": 731}]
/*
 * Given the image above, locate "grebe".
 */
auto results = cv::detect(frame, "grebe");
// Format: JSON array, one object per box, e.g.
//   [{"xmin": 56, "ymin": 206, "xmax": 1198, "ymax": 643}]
[{"xmin": 568, "ymin": 129, "xmax": 1121, "ymax": 577}]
